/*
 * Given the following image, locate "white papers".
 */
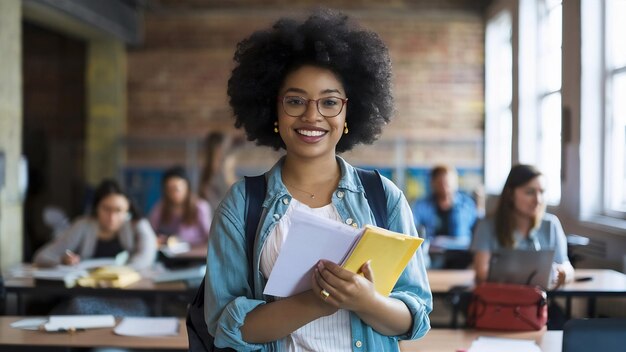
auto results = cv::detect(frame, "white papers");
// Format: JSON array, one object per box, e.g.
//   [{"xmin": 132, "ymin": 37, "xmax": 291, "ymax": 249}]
[
  {"xmin": 114, "ymin": 317, "xmax": 179, "ymax": 337},
  {"xmin": 153, "ymin": 265, "xmax": 206, "ymax": 283},
  {"xmin": 44, "ymin": 315, "xmax": 116, "ymax": 331},
  {"xmin": 468, "ymin": 336, "xmax": 541, "ymax": 352},
  {"xmin": 10, "ymin": 318, "xmax": 47, "ymax": 330},
  {"xmin": 263, "ymin": 208, "xmax": 361, "ymax": 297}
]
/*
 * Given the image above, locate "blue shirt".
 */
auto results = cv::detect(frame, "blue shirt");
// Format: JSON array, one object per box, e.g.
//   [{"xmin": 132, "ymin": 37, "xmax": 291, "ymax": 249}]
[
  {"xmin": 470, "ymin": 213, "xmax": 570, "ymax": 265},
  {"xmin": 411, "ymin": 192, "xmax": 477, "ymax": 242},
  {"xmin": 204, "ymin": 156, "xmax": 432, "ymax": 351}
]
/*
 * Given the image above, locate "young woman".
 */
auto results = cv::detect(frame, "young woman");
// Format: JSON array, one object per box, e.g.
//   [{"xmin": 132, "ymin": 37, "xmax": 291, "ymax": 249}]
[
  {"xmin": 149, "ymin": 166, "xmax": 212, "ymax": 245},
  {"xmin": 204, "ymin": 9, "xmax": 432, "ymax": 351},
  {"xmin": 471, "ymin": 164, "xmax": 575, "ymax": 287},
  {"xmin": 34, "ymin": 179, "xmax": 157, "ymax": 270}
]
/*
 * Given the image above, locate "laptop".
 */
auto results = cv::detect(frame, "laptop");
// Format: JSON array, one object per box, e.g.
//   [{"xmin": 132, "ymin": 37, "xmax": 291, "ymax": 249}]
[{"xmin": 487, "ymin": 249, "xmax": 555, "ymax": 289}]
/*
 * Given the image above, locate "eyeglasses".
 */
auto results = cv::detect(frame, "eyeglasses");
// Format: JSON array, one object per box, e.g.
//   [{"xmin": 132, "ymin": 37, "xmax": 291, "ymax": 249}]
[{"xmin": 280, "ymin": 96, "xmax": 348, "ymax": 118}]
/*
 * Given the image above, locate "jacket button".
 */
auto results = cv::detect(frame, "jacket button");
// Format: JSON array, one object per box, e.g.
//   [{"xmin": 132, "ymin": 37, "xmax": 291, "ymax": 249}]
[
  {"xmin": 337, "ymin": 191, "xmax": 345, "ymax": 198},
  {"xmin": 345, "ymin": 218, "xmax": 353, "ymax": 225},
  {"xmin": 273, "ymin": 214, "xmax": 280, "ymax": 221},
  {"xmin": 282, "ymin": 198, "xmax": 290, "ymax": 205},
  {"xmin": 355, "ymin": 340, "xmax": 362, "ymax": 348}
]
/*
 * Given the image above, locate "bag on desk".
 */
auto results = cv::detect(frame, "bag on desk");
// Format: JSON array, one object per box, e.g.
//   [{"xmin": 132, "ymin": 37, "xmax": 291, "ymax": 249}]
[{"xmin": 467, "ymin": 282, "xmax": 547, "ymax": 331}]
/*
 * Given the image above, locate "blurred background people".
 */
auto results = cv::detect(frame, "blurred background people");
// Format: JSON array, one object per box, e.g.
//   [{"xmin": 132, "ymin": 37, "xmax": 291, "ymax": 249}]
[
  {"xmin": 33, "ymin": 179, "xmax": 157, "ymax": 270},
  {"xmin": 471, "ymin": 164, "xmax": 574, "ymax": 287},
  {"xmin": 149, "ymin": 165, "xmax": 211, "ymax": 246},
  {"xmin": 199, "ymin": 131, "xmax": 242, "ymax": 210},
  {"xmin": 412, "ymin": 165, "xmax": 478, "ymax": 245}
]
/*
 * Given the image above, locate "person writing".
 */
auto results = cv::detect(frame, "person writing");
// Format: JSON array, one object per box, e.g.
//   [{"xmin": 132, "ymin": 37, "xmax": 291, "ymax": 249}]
[
  {"xmin": 149, "ymin": 166, "xmax": 212, "ymax": 246},
  {"xmin": 471, "ymin": 164, "xmax": 574, "ymax": 288},
  {"xmin": 34, "ymin": 179, "xmax": 157, "ymax": 270},
  {"xmin": 203, "ymin": 9, "xmax": 432, "ymax": 351}
]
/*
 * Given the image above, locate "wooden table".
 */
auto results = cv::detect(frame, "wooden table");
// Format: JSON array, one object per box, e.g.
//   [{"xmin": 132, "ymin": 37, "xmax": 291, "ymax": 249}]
[
  {"xmin": 0, "ymin": 316, "xmax": 188, "ymax": 350},
  {"xmin": 4, "ymin": 276, "xmax": 196, "ymax": 315},
  {"xmin": 426, "ymin": 268, "xmax": 626, "ymax": 326},
  {"xmin": 400, "ymin": 328, "xmax": 562, "ymax": 352}
]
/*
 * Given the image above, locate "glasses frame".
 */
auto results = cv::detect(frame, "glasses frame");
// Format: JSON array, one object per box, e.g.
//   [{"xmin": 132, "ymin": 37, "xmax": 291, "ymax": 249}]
[{"xmin": 279, "ymin": 95, "xmax": 349, "ymax": 118}]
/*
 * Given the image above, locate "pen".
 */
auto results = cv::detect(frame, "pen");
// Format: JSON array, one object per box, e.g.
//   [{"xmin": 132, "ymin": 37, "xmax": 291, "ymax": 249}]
[{"xmin": 49, "ymin": 327, "xmax": 86, "ymax": 333}]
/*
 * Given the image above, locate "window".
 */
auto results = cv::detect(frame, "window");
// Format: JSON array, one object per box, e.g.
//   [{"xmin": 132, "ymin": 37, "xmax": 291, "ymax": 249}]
[
  {"xmin": 518, "ymin": 0, "xmax": 563, "ymax": 204},
  {"xmin": 605, "ymin": 0, "xmax": 626, "ymax": 215},
  {"xmin": 484, "ymin": 11, "xmax": 512, "ymax": 195}
]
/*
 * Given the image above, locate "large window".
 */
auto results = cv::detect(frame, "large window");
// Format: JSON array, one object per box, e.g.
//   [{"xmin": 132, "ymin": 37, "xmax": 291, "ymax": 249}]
[
  {"xmin": 605, "ymin": 0, "xmax": 626, "ymax": 215},
  {"xmin": 484, "ymin": 11, "xmax": 512, "ymax": 195}
]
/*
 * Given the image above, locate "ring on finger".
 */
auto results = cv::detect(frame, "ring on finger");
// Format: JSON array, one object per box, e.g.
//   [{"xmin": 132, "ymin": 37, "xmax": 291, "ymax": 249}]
[{"xmin": 320, "ymin": 289, "xmax": 330, "ymax": 300}]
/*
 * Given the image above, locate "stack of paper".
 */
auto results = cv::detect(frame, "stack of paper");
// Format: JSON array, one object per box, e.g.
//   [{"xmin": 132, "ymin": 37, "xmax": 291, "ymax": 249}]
[
  {"xmin": 468, "ymin": 336, "xmax": 541, "ymax": 352},
  {"xmin": 76, "ymin": 266, "xmax": 141, "ymax": 288},
  {"xmin": 263, "ymin": 208, "xmax": 423, "ymax": 297},
  {"xmin": 43, "ymin": 315, "xmax": 116, "ymax": 331},
  {"xmin": 114, "ymin": 317, "xmax": 179, "ymax": 337}
]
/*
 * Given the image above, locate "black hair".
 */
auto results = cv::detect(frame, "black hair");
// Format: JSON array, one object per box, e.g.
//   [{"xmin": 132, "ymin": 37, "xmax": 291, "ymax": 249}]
[
  {"xmin": 90, "ymin": 179, "xmax": 140, "ymax": 219},
  {"xmin": 160, "ymin": 165, "xmax": 199, "ymax": 225},
  {"xmin": 162, "ymin": 165, "xmax": 190, "ymax": 186},
  {"xmin": 227, "ymin": 8, "xmax": 393, "ymax": 153}
]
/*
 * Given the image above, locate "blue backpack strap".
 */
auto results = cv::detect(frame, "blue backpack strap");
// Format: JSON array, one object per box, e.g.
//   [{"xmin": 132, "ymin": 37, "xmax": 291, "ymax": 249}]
[
  {"xmin": 244, "ymin": 174, "xmax": 267, "ymax": 292},
  {"xmin": 356, "ymin": 168, "xmax": 388, "ymax": 229}
]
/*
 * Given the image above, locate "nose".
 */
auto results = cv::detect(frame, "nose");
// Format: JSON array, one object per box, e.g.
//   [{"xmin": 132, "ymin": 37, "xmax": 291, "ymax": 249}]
[{"xmin": 300, "ymin": 100, "xmax": 323, "ymax": 122}]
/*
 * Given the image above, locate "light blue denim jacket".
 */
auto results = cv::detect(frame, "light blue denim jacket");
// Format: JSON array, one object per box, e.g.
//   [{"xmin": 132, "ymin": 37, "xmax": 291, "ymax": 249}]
[{"xmin": 204, "ymin": 156, "xmax": 432, "ymax": 351}]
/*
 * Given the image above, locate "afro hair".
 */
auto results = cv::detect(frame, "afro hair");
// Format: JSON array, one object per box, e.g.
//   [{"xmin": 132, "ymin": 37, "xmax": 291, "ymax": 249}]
[{"xmin": 227, "ymin": 8, "xmax": 394, "ymax": 153}]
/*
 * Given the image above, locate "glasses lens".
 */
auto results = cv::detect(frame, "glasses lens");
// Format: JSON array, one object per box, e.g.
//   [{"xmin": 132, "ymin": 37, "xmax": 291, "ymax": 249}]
[
  {"xmin": 317, "ymin": 97, "xmax": 343, "ymax": 117},
  {"xmin": 283, "ymin": 96, "xmax": 307, "ymax": 117},
  {"xmin": 282, "ymin": 96, "xmax": 345, "ymax": 117}
]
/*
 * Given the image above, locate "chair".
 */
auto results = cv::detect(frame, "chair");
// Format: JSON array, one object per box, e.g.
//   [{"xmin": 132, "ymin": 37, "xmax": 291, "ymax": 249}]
[
  {"xmin": 562, "ymin": 318, "xmax": 626, "ymax": 352},
  {"xmin": 566, "ymin": 234, "xmax": 589, "ymax": 267}
]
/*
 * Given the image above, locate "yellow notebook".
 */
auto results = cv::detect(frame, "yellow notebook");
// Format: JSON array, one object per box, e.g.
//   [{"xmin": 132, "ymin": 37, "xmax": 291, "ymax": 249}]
[
  {"xmin": 342, "ymin": 225, "xmax": 424, "ymax": 296},
  {"xmin": 76, "ymin": 266, "xmax": 141, "ymax": 288}
]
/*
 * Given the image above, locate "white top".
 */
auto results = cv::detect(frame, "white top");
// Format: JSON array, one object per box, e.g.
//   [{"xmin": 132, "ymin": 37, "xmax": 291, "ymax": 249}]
[{"xmin": 260, "ymin": 199, "xmax": 352, "ymax": 352}]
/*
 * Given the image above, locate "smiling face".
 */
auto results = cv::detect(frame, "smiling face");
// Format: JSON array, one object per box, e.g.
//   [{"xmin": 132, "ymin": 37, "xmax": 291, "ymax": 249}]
[
  {"xmin": 512, "ymin": 175, "xmax": 546, "ymax": 220},
  {"xmin": 276, "ymin": 65, "xmax": 347, "ymax": 160}
]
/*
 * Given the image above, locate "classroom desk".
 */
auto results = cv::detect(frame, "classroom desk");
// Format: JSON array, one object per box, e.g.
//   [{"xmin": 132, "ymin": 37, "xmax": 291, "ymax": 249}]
[
  {"xmin": 160, "ymin": 244, "xmax": 208, "ymax": 268},
  {"xmin": 3, "ymin": 276, "xmax": 196, "ymax": 315},
  {"xmin": 426, "ymin": 268, "xmax": 626, "ymax": 326},
  {"xmin": 0, "ymin": 316, "xmax": 188, "ymax": 350},
  {"xmin": 400, "ymin": 328, "xmax": 562, "ymax": 352},
  {"xmin": 551, "ymin": 269, "xmax": 626, "ymax": 318}
]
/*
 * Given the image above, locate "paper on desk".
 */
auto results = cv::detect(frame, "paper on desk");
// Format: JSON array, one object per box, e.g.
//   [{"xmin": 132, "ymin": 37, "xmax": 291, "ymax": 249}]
[
  {"xmin": 44, "ymin": 315, "xmax": 116, "ymax": 331},
  {"xmin": 10, "ymin": 318, "xmax": 47, "ymax": 330},
  {"xmin": 468, "ymin": 336, "xmax": 541, "ymax": 352},
  {"xmin": 114, "ymin": 317, "xmax": 179, "ymax": 337},
  {"xmin": 263, "ymin": 208, "xmax": 361, "ymax": 297}
]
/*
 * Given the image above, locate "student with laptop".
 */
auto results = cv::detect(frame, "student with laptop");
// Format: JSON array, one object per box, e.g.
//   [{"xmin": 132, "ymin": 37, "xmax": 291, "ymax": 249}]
[{"xmin": 470, "ymin": 164, "xmax": 574, "ymax": 288}]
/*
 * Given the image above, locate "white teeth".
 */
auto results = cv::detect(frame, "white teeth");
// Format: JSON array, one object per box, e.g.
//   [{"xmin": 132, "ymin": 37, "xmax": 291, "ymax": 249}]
[{"xmin": 297, "ymin": 129, "xmax": 325, "ymax": 137}]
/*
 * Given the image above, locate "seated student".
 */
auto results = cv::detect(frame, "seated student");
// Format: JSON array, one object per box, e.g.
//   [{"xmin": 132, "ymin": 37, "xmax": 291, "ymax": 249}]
[
  {"xmin": 412, "ymin": 165, "xmax": 478, "ymax": 245},
  {"xmin": 149, "ymin": 166, "xmax": 212, "ymax": 246},
  {"xmin": 34, "ymin": 179, "xmax": 157, "ymax": 270},
  {"xmin": 199, "ymin": 131, "xmax": 242, "ymax": 211},
  {"xmin": 470, "ymin": 164, "xmax": 574, "ymax": 288}
]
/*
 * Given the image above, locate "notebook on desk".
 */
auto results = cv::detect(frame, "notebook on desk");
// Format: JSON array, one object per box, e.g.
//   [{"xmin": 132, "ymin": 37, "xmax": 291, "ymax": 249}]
[{"xmin": 487, "ymin": 249, "xmax": 555, "ymax": 289}]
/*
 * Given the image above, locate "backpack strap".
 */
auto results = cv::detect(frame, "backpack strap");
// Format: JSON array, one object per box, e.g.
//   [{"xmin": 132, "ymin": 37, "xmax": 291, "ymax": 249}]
[
  {"xmin": 355, "ymin": 168, "xmax": 388, "ymax": 229},
  {"xmin": 244, "ymin": 175, "xmax": 267, "ymax": 293}
]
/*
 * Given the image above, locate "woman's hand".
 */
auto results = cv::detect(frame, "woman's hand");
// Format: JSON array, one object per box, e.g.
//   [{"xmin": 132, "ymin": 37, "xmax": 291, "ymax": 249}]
[
  {"xmin": 552, "ymin": 262, "xmax": 575, "ymax": 289},
  {"xmin": 313, "ymin": 260, "xmax": 378, "ymax": 313},
  {"xmin": 62, "ymin": 250, "xmax": 81, "ymax": 266}
]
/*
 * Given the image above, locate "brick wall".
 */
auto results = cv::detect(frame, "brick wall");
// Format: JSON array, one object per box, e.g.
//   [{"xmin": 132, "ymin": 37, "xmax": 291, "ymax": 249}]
[{"xmin": 127, "ymin": 2, "xmax": 485, "ymax": 192}]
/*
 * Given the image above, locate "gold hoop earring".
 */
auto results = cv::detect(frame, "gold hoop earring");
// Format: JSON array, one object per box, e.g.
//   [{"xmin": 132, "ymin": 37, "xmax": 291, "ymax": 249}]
[
  {"xmin": 344, "ymin": 122, "xmax": 349, "ymax": 135},
  {"xmin": 274, "ymin": 121, "xmax": 279, "ymax": 133}
]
